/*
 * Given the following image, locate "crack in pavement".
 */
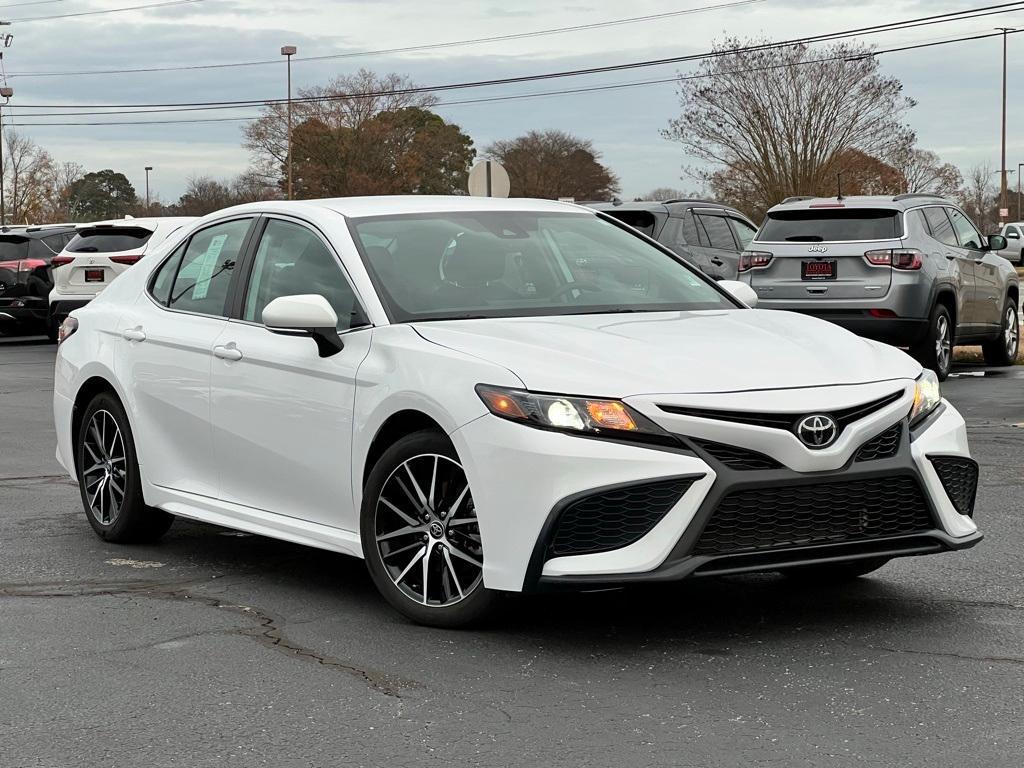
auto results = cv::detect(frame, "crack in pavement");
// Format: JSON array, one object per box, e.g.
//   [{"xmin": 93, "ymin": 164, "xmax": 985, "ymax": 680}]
[
  {"xmin": 868, "ymin": 644, "xmax": 1024, "ymax": 666},
  {"xmin": 0, "ymin": 578, "xmax": 420, "ymax": 698},
  {"xmin": 0, "ymin": 474, "xmax": 75, "ymax": 487}
]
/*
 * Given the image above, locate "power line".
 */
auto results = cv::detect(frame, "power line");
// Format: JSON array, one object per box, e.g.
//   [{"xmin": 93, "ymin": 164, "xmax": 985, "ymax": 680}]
[
  {"xmin": 6, "ymin": 0, "xmax": 765, "ymax": 78},
  {"xmin": 0, "ymin": 0, "xmax": 67, "ymax": 8},
  {"xmin": 9, "ymin": 2, "xmax": 1024, "ymax": 111},
  {"xmin": 9, "ymin": 0, "xmax": 205, "ymax": 23},
  {"xmin": 9, "ymin": 28, "xmax": 1022, "ymax": 127}
]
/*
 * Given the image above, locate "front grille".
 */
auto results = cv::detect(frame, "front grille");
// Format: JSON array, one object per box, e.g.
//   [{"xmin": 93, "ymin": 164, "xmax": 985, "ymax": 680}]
[
  {"xmin": 930, "ymin": 457, "xmax": 979, "ymax": 516},
  {"xmin": 549, "ymin": 478, "xmax": 697, "ymax": 557},
  {"xmin": 855, "ymin": 423, "xmax": 902, "ymax": 461},
  {"xmin": 658, "ymin": 391, "xmax": 903, "ymax": 436},
  {"xmin": 691, "ymin": 438, "xmax": 781, "ymax": 470},
  {"xmin": 693, "ymin": 476, "xmax": 934, "ymax": 555}
]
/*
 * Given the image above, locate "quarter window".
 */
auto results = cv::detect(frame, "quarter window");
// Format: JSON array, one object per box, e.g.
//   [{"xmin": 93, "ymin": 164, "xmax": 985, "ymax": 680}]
[
  {"xmin": 168, "ymin": 219, "xmax": 250, "ymax": 316},
  {"xmin": 923, "ymin": 207, "xmax": 958, "ymax": 248},
  {"xmin": 150, "ymin": 243, "xmax": 186, "ymax": 306},
  {"xmin": 947, "ymin": 209, "xmax": 983, "ymax": 250},
  {"xmin": 729, "ymin": 217, "xmax": 757, "ymax": 250},
  {"xmin": 696, "ymin": 214, "xmax": 738, "ymax": 250},
  {"xmin": 243, "ymin": 219, "xmax": 363, "ymax": 331}
]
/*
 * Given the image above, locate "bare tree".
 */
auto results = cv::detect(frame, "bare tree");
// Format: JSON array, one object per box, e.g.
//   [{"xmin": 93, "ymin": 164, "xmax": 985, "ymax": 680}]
[
  {"xmin": 3, "ymin": 131, "xmax": 56, "ymax": 224},
  {"xmin": 891, "ymin": 147, "xmax": 962, "ymax": 197},
  {"xmin": 664, "ymin": 38, "xmax": 916, "ymax": 219},
  {"xmin": 485, "ymin": 130, "xmax": 619, "ymax": 200},
  {"xmin": 242, "ymin": 69, "xmax": 438, "ymax": 191},
  {"xmin": 636, "ymin": 186, "xmax": 705, "ymax": 201},
  {"xmin": 41, "ymin": 161, "xmax": 84, "ymax": 222},
  {"xmin": 957, "ymin": 163, "xmax": 999, "ymax": 233}
]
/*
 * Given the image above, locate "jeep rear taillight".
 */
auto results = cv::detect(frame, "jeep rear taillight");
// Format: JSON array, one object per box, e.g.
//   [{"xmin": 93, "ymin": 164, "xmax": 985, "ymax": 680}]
[
  {"xmin": 738, "ymin": 251, "xmax": 773, "ymax": 272},
  {"xmin": 863, "ymin": 248, "xmax": 923, "ymax": 270}
]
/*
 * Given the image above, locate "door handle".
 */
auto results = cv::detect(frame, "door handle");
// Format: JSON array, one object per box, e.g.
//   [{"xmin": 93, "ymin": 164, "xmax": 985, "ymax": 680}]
[
  {"xmin": 213, "ymin": 344, "xmax": 243, "ymax": 361},
  {"xmin": 711, "ymin": 257, "xmax": 724, "ymax": 266},
  {"xmin": 121, "ymin": 328, "xmax": 146, "ymax": 342},
  {"xmin": 944, "ymin": 253, "xmax": 956, "ymax": 260}
]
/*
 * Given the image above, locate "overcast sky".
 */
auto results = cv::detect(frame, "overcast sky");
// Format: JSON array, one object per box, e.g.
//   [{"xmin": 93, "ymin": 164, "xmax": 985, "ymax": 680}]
[{"xmin": 4, "ymin": 0, "xmax": 1023, "ymax": 202}]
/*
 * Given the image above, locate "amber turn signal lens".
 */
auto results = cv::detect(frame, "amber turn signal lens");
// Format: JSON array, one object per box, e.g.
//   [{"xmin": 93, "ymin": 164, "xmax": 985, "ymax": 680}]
[
  {"xmin": 585, "ymin": 400, "xmax": 638, "ymax": 431},
  {"xmin": 478, "ymin": 387, "xmax": 528, "ymax": 419}
]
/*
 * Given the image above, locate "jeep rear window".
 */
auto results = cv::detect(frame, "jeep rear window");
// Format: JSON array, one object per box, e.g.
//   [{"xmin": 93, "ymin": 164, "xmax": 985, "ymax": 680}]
[
  {"xmin": 759, "ymin": 209, "xmax": 902, "ymax": 242},
  {"xmin": 67, "ymin": 226, "xmax": 154, "ymax": 254}
]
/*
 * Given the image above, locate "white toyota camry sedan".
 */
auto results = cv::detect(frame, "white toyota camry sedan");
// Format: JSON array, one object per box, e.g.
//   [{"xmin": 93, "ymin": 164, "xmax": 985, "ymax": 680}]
[{"xmin": 53, "ymin": 196, "xmax": 981, "ymax": 627}]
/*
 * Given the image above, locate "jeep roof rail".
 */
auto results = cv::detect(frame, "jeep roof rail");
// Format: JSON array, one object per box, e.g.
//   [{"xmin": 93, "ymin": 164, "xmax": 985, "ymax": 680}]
[
  {"xmin": 779, "ymin": 196, "xmax": 815, "ymax": 205},
  {"xmin": 662, "ymin": 198, "xmax": 720, "ymax": 205},
  {"xmin": 892, "ymin": 193, "xmax": 946, "ymax": 202}
]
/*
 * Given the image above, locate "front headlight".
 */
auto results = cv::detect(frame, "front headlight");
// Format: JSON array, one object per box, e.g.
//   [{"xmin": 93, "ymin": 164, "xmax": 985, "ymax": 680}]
[
  {"xmin": 475, "ymin": 384, "xmax": 671, "ymax": 442},
  {"xmin": 909, "ymin": 369, "xmax": 941, "ymax": 425}
]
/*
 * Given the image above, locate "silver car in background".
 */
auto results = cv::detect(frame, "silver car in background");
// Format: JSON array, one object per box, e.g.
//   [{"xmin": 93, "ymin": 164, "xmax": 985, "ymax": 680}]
[{"xmin": 739, "ymin": 194, "xmax": 1019, "ymax": 380}]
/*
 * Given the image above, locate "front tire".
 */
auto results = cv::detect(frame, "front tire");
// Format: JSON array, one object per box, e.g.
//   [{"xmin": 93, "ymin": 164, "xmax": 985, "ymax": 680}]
[
  {"xmin": 360, "ymin": 430, "xmax": 497, "ymax": 628},
  {"xmin": 75, "ymin": 392, "xmax": 173, "ymax": 543},
  {"xmin": 982, "ymin": 298, "xmax": 1019, "ymax": 366},
  {"xmin": 911, "ymin": 303, "xmax": 953, "ymax": 381}
]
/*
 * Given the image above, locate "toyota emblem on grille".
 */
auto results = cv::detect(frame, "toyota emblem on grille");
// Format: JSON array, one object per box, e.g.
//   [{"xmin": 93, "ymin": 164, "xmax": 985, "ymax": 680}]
[{"xmin": 795, "ymin": 414, "xmax": 838, "ymax": 448}]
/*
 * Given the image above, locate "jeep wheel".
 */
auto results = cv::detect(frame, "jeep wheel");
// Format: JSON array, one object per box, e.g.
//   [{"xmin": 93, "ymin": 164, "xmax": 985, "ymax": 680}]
[
  {"xmin": 982, "ymin": 299, "xmax": 1019, "ymax": 366},
  {"xmin": 912, "ymin": 303, "xmax": 953, "ymax": 381}
]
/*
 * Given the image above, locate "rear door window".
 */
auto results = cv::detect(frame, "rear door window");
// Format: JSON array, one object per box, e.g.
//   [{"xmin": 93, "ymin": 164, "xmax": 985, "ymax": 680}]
[
  {"xmin": 66, "ymin": 227, "xmax": 154, "ymax": 254},
  {"xmin": 696, "ymin": 214, "xmax": 738, "ymax": 250},
  {"xmin": 679, "ymin": 213, "xmax": 700, "ymax": 246},
  {"xmin": 759, "ymin": 209, "xmax": 902, "ymax": 241},
  {"xmin": 149, "ymin": 243, "xmax": 186, "ymax": 306},
  {"xmin": 923, "ymin": 207, "xmax": 959, "ymax": 248},
  {"xmin": 947, "ymin": 209, "xmax": 983, "ymax": 250}
]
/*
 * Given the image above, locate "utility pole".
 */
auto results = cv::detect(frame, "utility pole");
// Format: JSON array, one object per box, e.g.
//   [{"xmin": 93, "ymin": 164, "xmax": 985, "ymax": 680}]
[
  {"xmin": 1018, "ymin": 162, "xmax": 1024, "ymax": 222},
  {"xmin": 281, "ymin": 45, "xmax": 297, "ymax": 201},
  {"xmin": 0, "ymin": 86, "xmax": 12, "ymax": 228},
  {"xmin": 145, "ymin": 166, "xmax": 153, "ymax": 214},
  {"xmin": 997, "ymin": 28, "xmax": 1016, "ymax": 225}
]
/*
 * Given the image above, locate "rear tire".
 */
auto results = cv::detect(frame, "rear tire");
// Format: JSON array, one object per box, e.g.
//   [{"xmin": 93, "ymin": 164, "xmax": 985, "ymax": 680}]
[
  {"xmin": 783, "ymin": 557, "xmax": 889, "ymax": 581},
  {"xmin": 982, "ymin": 298, "xmax": 1019, "ymax": 366},
  {"xmin": 360, "ymin": 429, "xmax": 497, "ymax": 628},
  {"xmin": 911, "ymin": 303, "xmax": 953, "ymax": 381},
  {"xmin": 75, "ymin": 391, "xmax": 173, "ymax": 543}
]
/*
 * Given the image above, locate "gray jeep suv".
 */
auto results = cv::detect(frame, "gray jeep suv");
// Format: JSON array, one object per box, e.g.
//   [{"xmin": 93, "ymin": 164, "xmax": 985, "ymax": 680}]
[
  {"xmin": 586, "ymin": 199, "xmax": 757, "ymax": 280},
  {"xmin": 740, "ymin": 194, "xmax": 1019, "ymax": 380}
]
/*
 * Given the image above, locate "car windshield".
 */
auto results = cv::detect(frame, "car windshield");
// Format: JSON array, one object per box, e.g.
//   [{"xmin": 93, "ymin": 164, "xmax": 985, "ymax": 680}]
[
  {"xmin": 759, "ymin": 209, "xmax": 902, "ymax": 242},
  {"xmin": 67, "ymin": 226, "xmax": 153, "ymax": 253},
  {"xmin": 350, "ymin": 211, "xmax": 735, "ymax": 322}
]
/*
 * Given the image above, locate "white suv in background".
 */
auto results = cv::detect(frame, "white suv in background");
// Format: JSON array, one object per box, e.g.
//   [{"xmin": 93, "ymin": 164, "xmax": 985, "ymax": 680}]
[{"xmin": 48, "ymin": 216, "xmax": 195, "ymax": 334}]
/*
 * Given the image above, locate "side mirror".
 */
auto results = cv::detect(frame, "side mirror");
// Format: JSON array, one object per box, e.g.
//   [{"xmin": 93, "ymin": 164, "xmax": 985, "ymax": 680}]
[
  {"xmin": 718, "ymin": 279, "xmax": 758, "ymax": 308},
  {"xmin": 263, "ymin": 294, "xmax": 344, "ymax": 357},
  {"xmin": 986, "ymin": 234, "xmax": 1008, "ymax": 251}
]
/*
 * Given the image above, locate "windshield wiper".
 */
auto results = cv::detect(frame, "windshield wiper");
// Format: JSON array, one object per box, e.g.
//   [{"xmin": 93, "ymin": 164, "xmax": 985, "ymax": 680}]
[
  {"xmin": 564, "ymin": 307, "xmax": 644, "ymax": 315},
  {"xmin": 71, "ymin": 247, "xmax": 99, "ymax": 252}
]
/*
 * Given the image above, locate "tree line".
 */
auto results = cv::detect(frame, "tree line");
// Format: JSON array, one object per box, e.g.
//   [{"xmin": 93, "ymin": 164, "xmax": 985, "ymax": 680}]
[{"xmin": 3, "ymin": 49, "xmax": 1014, "ymax": 228}]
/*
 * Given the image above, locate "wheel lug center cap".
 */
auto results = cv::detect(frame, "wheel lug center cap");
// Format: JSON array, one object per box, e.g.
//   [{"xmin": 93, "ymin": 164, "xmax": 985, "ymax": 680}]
[{"xmin": 428, "ymin": 522, "xmax": 444, "ymax": 539}]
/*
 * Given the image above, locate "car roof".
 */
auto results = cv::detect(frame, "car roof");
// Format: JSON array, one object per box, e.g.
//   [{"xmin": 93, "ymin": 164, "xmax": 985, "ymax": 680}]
[
  {"xmin": 0, "ymin": 223, "xmax": 76, "ymax": 239},
  {"xmin": 206, "ymin": 196, "xmax": 589, "ymax": 220},
  {"xmin": 76, "ymin": 216, "xmax": 196, "ymax": 231},
  {"xmin": 586, "ymin": 199, "xmax": 738, "ymax": 214},
  {"xmin": 769, "ymin": 194, "xmax": 953, "ymax": 213}
]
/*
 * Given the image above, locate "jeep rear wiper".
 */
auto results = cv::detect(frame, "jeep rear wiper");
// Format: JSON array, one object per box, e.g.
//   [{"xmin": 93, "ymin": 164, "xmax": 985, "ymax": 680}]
[{"xmin": 784, "ymin": 236, "xmax": 824, "ymax": 242}]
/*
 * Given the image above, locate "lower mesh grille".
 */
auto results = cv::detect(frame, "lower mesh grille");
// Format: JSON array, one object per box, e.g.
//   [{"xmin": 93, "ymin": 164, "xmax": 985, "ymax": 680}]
[
  {"xmin": 855, "ymin": 423, "xmax": 903, "ymax": 461},
  {"xmin": 691, "ymin": 439, "xmax": 782, "ymax": 470},
  {"xmin": 549, "ymin": 478, "xmax": 697, "ymax": 557},
  {"xmin": 930, "ymin": 457, "xmax": 979, "ymax": 516},
  {"xmin": 693, "ymin": 476, "xmax": 934, "ymax": 555}
]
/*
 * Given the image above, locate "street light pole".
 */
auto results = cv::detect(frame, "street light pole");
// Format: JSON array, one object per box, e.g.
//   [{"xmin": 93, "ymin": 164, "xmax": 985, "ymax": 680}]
[
  {"xmin": 996, "ymin": 28, "xmax": 1016, "ymax": 225},
  {"xmin": 144, "ymin": 166, "xmax": 153, "ymax": 214},
  {"xmin": 1018, "ymin": 162, "xmax": 1024, "ymax": 222},
  {"xmin": 281, "ymin": 45, "xmax": 297, "ymax": 200}
]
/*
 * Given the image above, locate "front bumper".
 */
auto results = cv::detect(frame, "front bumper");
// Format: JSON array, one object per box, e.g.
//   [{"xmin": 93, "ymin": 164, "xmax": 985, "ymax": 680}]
[{"xmin": 452, "ymin": 399, "xmax": 980, "ymax": 593}]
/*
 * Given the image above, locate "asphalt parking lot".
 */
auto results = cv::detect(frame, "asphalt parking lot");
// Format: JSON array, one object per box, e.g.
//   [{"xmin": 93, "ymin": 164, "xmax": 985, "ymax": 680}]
[{"xmin": 2, "ymin": 336, "xmax": 1023, "ymax": 768}]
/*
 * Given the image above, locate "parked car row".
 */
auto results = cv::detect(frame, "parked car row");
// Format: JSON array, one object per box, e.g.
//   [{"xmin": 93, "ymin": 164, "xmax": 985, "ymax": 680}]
[
  {"xmin": 0, "ymin": 216, "xmax": 195, "ymax": 341},
  {"xmin": 588, "ymin": 193, "xmax": 1020, "ymax": 380}
]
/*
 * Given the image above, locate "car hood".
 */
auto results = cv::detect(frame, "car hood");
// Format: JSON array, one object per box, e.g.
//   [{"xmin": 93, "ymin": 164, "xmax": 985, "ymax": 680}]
[{"xmin": 411, "ymin": 309, "xmax": 920, "ymax": 396}]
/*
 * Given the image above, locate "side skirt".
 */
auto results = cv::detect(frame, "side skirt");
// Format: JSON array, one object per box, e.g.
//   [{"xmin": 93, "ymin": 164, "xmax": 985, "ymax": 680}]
[{"xmin": 145, "ymin": 483, "xmax": 364, "ymax": 559}]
